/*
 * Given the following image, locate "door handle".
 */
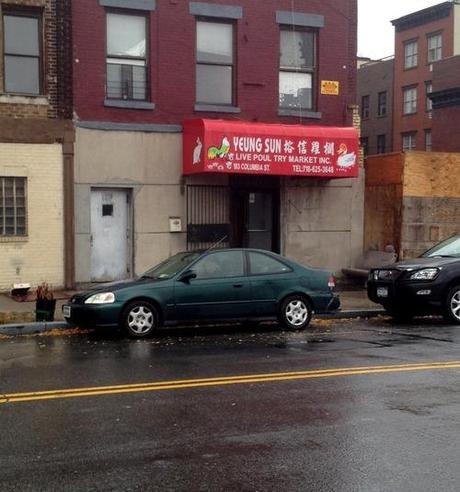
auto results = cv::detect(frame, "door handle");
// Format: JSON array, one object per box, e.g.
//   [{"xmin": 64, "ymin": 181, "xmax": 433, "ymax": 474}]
[{"xmin": 233, "ymin": 283, "xmax": 244, "ymax": 288}]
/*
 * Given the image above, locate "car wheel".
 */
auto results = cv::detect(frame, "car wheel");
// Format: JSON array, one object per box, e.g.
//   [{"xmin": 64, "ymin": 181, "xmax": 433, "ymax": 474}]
[
  {"xmin": 122, "ymin": 301, "xmax": 158, "ymax": 338},
  {"xmin": 443, "ymin": 285, "xmax": 460, "ymax": 324},
  {"xmin": 279, "ymin": 296, "xmax": 312, "ymax": 331}
]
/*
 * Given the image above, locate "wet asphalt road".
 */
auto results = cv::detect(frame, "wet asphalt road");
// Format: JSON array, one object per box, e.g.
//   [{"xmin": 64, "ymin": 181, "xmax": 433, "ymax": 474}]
[{"xmin": 0, "ymin": 317, "xmax": 460, "ymax": 492}]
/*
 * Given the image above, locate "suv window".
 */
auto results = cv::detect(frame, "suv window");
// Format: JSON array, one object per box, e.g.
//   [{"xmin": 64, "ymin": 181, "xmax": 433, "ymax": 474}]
[
  {"xmin": 193, "ymin": 251, "xmax": 244, "ymax": 279},
  {"xmin": 248, "ymin": 252, "xmax": 291, "ymax": 275}
]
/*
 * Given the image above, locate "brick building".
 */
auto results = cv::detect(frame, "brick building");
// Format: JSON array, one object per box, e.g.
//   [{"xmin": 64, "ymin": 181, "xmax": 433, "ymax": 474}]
[
  {"xmin": 72, "ymin": 0, "xmax": 363, "ymax": 283},
  {"xmin": 391, "ymin": 1, "xmax": 460, "ymax": 153},
  {"xmin": 0, "ymin": 0, "xmax": 74, "ymax": 291},
  {"xmin": 430, "ymin": 54, "xmax": 460, "ymax": 151},
  {"xmin": 357, "ymin": 57, "xmax": 394, "ymax": 156}
]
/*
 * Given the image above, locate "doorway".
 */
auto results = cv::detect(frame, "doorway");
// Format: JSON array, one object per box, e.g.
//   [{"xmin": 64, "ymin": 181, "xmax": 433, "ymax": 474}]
[
  {"xmin": 90, "ymin": 188, "xmax": 132, "ymax": 282},
  {"xmin": 230, "ymin": 176, "xmax": 280, "ymax": 252}
]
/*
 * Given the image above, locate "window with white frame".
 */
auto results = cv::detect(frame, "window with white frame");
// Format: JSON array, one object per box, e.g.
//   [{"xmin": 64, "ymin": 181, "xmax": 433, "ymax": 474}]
[
  {"xmin": 279, "ymin": 28, "xmax": 316, "ymax": 110},
  {"xmin": 196, "ymin": 20, "xmax": 234, "ymax": 105},
  {"xmin": 402, "ymin": 132, "xmax": 416, "ymax": 151},
  {"xmin": 106, "ymin": 12, "xmax": 148, "ymax": 101},
  {"xmin": 427, "ymin": 33, "xmax": 442, "ymax": 63},
  {"xmin": 3, "ymin": 12, "xmax": 41, "ymax": 94},
  {"xmin": 426, "ymin": 81, "xmax": 433, "ymax": 111},
  {"xmin": 425, "ymin": 130, "xmax": 432, "ymax": 151},
  {"xmin": 0, "ymin": 177, "xmax": 27, "ymax": 236},
  {"xmin": 403, "ymin": 86, "xmax": 417, "ymax": 114},
  {"xmin": 404, "ymin": 40, "xmax": 418, "ymax": 69}
]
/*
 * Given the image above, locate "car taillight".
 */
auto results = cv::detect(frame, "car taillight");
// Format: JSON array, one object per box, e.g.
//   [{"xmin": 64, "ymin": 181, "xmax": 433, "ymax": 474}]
[{"xmin": 328, "ymin": 275, "xmax": 336, "ymax": 289}]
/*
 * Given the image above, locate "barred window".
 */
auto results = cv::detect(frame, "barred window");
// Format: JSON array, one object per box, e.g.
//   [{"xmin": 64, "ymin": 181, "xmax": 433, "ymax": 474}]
[{"xmin": 0, "ymin": 177, "xmax": 27, "ymax": 236}]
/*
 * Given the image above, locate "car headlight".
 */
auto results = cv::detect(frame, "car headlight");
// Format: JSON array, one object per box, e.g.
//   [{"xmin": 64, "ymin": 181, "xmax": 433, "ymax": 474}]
[
  {"xmin": 409, "ymin": 268, "xmax": 439, "ymax": 280},
  {"xmin": 84, "ymin": 292, "xmax": 115, "ymax": 304}
]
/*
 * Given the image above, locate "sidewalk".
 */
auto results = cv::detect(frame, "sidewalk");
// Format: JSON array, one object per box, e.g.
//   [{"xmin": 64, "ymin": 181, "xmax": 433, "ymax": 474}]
[{"xmin": 0, "ymin": 287, "xmax": 382, "ymax": 328}]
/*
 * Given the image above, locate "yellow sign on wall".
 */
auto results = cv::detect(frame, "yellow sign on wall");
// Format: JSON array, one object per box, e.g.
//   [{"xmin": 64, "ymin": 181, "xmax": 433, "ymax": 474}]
[{"xmin": 321, "ymin": 80, "xmax": 340, "ymax": 96}]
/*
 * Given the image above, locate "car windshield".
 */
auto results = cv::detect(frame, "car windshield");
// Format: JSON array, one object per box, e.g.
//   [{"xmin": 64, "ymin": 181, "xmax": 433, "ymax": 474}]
[
  {"xmin": 421, "ymin": 235, "xmax": 460, "ymax": 258},
  {"xmin": 141, "ymin": 252, "xmax": 201, "ymax": 279}
]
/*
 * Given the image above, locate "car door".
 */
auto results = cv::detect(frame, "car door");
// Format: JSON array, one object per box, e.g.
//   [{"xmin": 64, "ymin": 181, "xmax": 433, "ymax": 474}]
[
  {"xmin": 247, "ymin": 251, "xmax": 296, "ymax": 316},
  {"xmin": 173, "ymin": 250, "xmax": 251, "ymax": 321}
]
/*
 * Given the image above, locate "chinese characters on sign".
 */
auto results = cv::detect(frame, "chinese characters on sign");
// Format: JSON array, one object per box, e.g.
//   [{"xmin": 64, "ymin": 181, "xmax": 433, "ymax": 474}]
[{"xmin": 183, "ymin": 119, "xmax": 359, "ymax": 178}]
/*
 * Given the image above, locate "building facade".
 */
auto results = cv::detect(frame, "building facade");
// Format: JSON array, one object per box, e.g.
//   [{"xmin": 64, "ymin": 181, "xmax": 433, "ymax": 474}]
[
  {"xmin": 391, "ymin": 1, "xmax": 460, "ymax": 153},
  {"xmin": 72, "ymin": 0, "xmax": 363, "ymax": 284},
  {"xmin": 430, "ymin": 54, "xmax": 460, "ymax": 151},
  {"xmin": 357, "ymin": 57, "xmax": 394, "ymax": 156},
  {"xmin": 0, "ymin": 0, "xmax": 73, "ymax": 291}
]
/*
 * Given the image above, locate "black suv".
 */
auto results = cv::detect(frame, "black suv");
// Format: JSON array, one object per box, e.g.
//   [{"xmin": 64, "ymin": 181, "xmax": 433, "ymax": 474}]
[{"xmin": 367, "ymin": 234, "xmax": 460, "ymax": 322}]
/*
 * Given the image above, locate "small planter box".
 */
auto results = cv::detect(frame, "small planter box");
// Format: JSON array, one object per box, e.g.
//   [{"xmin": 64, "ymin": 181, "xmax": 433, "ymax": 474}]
[{"xmin": 35, "ymin": 299, "xmax": 56, "ymax": 322}]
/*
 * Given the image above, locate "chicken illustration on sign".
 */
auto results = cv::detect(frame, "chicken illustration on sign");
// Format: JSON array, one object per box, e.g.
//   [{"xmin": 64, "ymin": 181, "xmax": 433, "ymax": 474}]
[{"xmin": 207, "ymin": 137, "xmax": 230, "ymax": 159}]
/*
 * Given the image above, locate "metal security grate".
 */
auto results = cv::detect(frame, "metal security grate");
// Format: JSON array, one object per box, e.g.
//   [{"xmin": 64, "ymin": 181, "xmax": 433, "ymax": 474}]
[{"xmin": 186, "ymin": 185, "xmax": 230, "ymax": 250}]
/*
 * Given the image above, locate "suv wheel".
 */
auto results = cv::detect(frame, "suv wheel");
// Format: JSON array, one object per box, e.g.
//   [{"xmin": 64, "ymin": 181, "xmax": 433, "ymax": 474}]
[{"xmin": 443, "ymin": 285, "xmax": 460, "ymax": 324}]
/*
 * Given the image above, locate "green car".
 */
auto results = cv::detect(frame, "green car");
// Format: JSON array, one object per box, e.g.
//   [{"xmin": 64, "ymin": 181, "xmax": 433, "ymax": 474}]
[{"xmin": 63, "ymin": 249, "xmax": 339, "ymax": 338}]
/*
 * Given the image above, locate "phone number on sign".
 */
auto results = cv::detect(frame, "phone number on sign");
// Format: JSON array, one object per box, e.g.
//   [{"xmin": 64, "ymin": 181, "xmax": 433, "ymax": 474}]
[{"xmin": 292, "ymin": 165, "xmax": 335, "ymax": 174}]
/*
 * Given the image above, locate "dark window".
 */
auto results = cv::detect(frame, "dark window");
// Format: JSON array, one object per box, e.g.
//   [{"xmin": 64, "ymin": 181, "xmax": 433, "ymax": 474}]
[
  {"xmin": 102, "ymin": 204, "xmax": 113, "ymax": 216},
  {"xmin": 377, "ymin": 134, "xmax": 386, "ymax": 154},
  {"xmin": 404, "ymin": 40, "xmax": 418, "ymax": 69},
  {"xmin": 3, "ymin": 13, "xmax": 41, "ymax": 94},
  {"xmin": 279, "ymin": 28, "xmax": 316, "ymax": 110},
  {"xmin": 361, "ymin": 95, "xmax": 370, "ymax": 119},
  {"xmin": 193, "ymin": 251, "xmax": 244, "ymax": 279},
  {"xmin": 196, "ymin": 20, "xmax": 234, "ymax": 105},
  {"xmin": 106, "ymin": 13, "xmax": 148, "ymax": 101},
  {"xmin": 0, "ymin": 177, "xmax": 27, "ymax": 236},
  {"xmin": 377, "ymin": 91, "xmax": 387, "ymax": 117},
  {"xmin": 360, "ymin": 137, "xmax": 369, "ymax": 156},
  {"xmin": 248, "ymin": 252, "xmax": 291, "ymax": 275}
]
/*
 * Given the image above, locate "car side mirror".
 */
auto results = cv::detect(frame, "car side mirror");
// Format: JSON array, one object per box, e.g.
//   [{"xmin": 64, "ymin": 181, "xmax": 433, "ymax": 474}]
[{"xmin": 178, "ymin": 270, "xmax": 197, "ymax": 283}]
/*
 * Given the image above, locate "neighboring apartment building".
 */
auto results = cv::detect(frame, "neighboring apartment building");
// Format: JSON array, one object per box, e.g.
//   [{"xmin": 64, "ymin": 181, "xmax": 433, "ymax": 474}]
[
  {"xmin": 357, "ymin": 57, "xmax": 394, "ymax": 156},
  {"xmin": 430, "ymin": 54, "xmax": 460, "ymax": 151},
  {"xmin": 0, "ymin": 0, "xmax": 73, "ymax": 291},
  {"xmin": 391, "ymin": 1, "xmax": 460, "ymax": 152},
  {"xmin": 72, "ymin": 0, "xmax": 362, "ymax": 284}
]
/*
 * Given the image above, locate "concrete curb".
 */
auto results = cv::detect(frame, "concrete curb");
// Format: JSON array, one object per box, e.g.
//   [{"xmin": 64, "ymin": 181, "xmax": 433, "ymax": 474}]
[
  {"xmin": 0, "ymin": 310, "xmax": 386, "ymax": 336},
  {"xmin": 0, "ymin": 321, "xmax": 68, "ymax": 336}
]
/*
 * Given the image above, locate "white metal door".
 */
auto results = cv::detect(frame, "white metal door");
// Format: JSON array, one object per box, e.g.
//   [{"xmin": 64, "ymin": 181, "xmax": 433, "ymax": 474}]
[{"xmin": 90, "ymin": 188, "xmax": 130, "ymax": 282}]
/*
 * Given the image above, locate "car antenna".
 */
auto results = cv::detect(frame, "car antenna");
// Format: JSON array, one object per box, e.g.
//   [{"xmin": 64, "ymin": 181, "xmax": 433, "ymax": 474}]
[{"xmin": 204, "ymin": 235, "xmax": 228, "ymax": 253}]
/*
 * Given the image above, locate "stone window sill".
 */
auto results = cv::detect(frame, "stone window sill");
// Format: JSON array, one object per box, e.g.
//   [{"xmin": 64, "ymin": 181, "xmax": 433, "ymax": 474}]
[
  {"xmin": 0, "ymin": 95, "xmax": 48, "ymax": 106},
  {"xmin": 104, "ymin": 99, "xmax": 155, "ymax": 110},
  {"xmin": 0, "ymin": 236, "xmax": 29, "ymax": 243},
  {"xmin": 278, "ymin": 108, "xmax": 322, "ymax": 119},
  {"xmin": 194, "ymin": 104, "xmax": 241, "ymax": 114}
]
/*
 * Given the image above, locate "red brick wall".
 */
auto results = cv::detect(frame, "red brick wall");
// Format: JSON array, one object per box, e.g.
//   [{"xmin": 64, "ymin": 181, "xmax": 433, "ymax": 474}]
[
  {"xmin": 393, "ymin": 10, "xmax": 454, "ymax": 151},
  {"xmin": 431, "ymin": 56, "xmax": 460, "ymax": 152},
  {"xmin": 72, "ymin": 0, "xmax": 357, "ymax": 126}
]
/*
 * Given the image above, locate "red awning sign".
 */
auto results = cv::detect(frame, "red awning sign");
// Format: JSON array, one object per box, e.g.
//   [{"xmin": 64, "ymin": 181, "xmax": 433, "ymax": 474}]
[{"xmin": 183, "ymin": 119, "xmax": 359, "ymax": 178}]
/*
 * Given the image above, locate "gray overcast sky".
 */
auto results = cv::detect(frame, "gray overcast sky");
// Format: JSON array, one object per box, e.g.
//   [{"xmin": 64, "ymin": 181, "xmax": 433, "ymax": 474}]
[{"xmin": 358, "ymin": 0, "xmax": 445, "ymax": 59}]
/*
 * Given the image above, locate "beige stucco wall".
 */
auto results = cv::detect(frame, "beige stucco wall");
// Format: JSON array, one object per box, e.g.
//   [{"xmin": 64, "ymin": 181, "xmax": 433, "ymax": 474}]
[
  {"xmin": 74, "ymin": 128, "xmax": 188, "ymax": 282},
  {"xmin": 0, "ymin": 143, "xmax": 64, "ymax": 291},
  {"xmin": 282, "ymin": 173, "xmax": 365, "ymax": 275}
]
